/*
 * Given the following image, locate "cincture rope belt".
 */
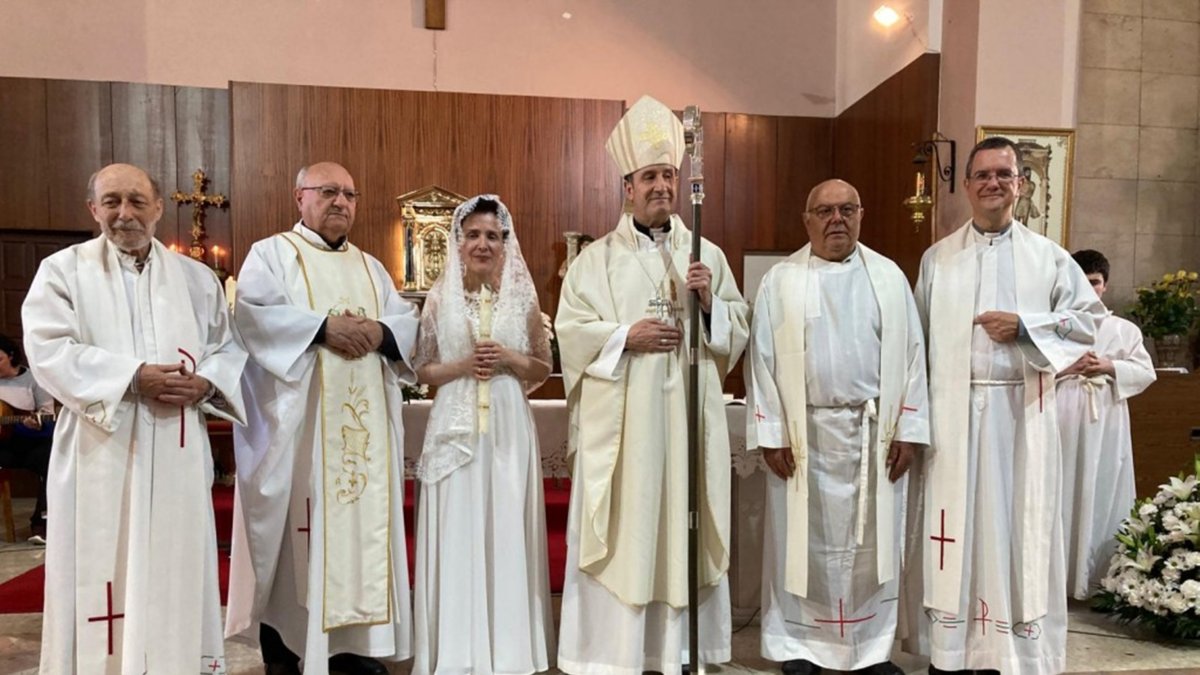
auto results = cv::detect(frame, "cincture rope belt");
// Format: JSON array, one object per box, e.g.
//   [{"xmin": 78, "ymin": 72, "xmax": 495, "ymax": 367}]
[
  {"xmin": 969, "ymin": 379, "xmax": 1024, "ymax": 386},
  {"xmin": 1061, "ymin": 374, "xmax": 1113, "ymax": 421}
]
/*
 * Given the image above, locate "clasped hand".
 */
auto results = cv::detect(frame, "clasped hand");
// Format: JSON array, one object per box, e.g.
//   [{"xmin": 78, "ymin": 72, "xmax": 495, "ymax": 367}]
[
  {"xmin": 325, "ymin": 310, "xmax": 384, "ymax": 359},
  {"xmin": 1060, "ymin": 350, "xmax": 1114, "ymax": 378},
  {"xmin": 471, "ymin": 339, "xmax": 511, "ymax": 381},
  {"xmin": 137, "ymin": 363, "xmax": 211, "ymax": 406}
]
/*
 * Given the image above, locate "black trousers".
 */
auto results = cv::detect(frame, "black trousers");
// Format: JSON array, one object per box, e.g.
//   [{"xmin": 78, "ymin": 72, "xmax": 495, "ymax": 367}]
[{"xmin": 0, "ymin": 432, "xmax": 51, "ymax": 526}]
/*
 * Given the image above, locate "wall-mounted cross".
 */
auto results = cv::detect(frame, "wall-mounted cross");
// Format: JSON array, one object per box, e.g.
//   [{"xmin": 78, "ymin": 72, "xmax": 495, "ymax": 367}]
[{"xmin": 172, "ymin": 169, "xmax": 228, "ymax": 262}]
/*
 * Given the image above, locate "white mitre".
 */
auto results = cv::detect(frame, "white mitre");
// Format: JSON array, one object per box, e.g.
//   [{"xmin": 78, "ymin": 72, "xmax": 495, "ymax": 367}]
[{"xmin": 605, "ymin": 95, "xmax": 685, "ymax": 176}]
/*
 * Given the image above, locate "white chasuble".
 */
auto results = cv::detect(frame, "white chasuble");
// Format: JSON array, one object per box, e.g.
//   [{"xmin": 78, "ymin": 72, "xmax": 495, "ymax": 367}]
[
  {"xmin": 1057, "ymin": 313, "xmax": 1155, "ymax": 598},
  {"xmin": 225, "ymin": 223, "xmax": 418, "ymax": 670},
  {"xmin": 555, "ymin": 214, "xmax": 750, "ymax": 672},
  {"xmin": 913, "ymin": 221, "xmax": 1103, "ymax": 674},
  {"xmin": 24, "ymin": 236, "xmax": 246, "ymax": 675},
  {"xmin": 280, "ymin": 232, "xmax": 392, "ymax": 631}
]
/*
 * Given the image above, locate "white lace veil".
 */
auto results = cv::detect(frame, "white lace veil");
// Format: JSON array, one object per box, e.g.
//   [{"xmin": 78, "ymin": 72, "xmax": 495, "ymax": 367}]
[{"xmin": 415, "ymin": 194, "xmax": 544, "ymax": 483}]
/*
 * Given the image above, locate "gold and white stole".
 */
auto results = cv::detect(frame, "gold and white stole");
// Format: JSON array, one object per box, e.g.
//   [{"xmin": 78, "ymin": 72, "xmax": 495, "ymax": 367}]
[{"xmin": 279, "ymin": 232, "xmax": 392, "ymax": 631}]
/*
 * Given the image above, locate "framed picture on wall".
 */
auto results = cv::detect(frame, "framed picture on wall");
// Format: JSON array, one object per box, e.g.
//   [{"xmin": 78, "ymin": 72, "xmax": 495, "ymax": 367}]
[{"xmin": 976, "ymin": 126, "xmax": 1075, "ymax": 247}]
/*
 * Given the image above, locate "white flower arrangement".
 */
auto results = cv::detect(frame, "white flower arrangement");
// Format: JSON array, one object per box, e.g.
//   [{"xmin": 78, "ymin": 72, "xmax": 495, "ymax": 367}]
[{"xmin": 1096, "ymin": 456, "xmax": 1200, "ymax": 639}]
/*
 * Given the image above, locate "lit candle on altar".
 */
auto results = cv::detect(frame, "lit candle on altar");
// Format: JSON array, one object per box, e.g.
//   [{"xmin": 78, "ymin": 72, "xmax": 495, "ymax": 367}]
[
  {"xmin": 168, "ymin": 242, "xmax": 180, "ymax": 253},
  {"xmin": 212, "ymin": 245, "xmax": 225, "ymax": 267},
  {"xmin": 477, "ymin": 284, "xmax": 494, "ymax": 434}
]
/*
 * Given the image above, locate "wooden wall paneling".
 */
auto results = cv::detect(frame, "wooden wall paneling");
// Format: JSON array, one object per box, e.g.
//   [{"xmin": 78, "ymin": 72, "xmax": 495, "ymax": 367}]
[
  {"xmin": 0, "ymin": 231, "xmax": 90, "ymax": 339},
  {"xmin": 775, "ymin": 117, "xmax": 834, "ymax": 253},
  {"xmin": 0, "ymin": 78, "xmax": 49, "ymax": 231},
  {"xmin": 111, "ymin": 83, "xmax": 179, "ymax": 243},
  {"xmin": 46, "ymin": 80, "xmax": 112, "ymax": 232},
  {"xmin": 174, "ymin": 86, "xmax": 232, "ymax": 266},
  {"xmin": 723, "ymin": 113, "xmax": 778, "ymax": 289},
  {"xmin": 230, "ymin": 82, "xmax": 293, "ymax": 272},
  {"xmin": 832, "ymin": 54, "xmax": 940, "ymax": 281}
]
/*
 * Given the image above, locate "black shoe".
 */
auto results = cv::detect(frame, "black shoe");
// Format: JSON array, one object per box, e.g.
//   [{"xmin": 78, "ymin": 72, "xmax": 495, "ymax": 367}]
[
  {"xmin": 782, "ymin": 659, "xmax": 823, "ymax": 675},
  {"xmin": 927, "ymin": 666, "xmax": 971, "ymax": 675},
  {"xmin": 264, "ymin": 663, "xmax": 301, "ymax": 675},
  {"xmin": 329, "ymin": 653, "xmax": 389, "ymax": 675},
  {"xmin": 856, "ymin": 661, "xmax": 905, "ymax": 675}
]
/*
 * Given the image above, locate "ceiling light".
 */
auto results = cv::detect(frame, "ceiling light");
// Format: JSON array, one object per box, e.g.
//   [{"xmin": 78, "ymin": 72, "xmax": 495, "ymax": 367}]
[{"xmin": 874, "ymin": 5, "xmax": 900, "ymax": 27}]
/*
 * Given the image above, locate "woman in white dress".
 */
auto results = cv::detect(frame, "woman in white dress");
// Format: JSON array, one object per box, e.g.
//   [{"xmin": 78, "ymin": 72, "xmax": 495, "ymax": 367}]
[{"xmin": 413, "ymin": 195, "xmax": 555, "ymax": 675}]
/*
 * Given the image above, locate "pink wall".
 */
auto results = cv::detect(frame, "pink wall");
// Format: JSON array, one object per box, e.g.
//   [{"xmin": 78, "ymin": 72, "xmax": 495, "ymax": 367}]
[
  {"xmin": 1, "ymin": 0, "xmax": 838, "ymax": 117},
  {"xmin": 837, "ymin": 0, "xmax": 941, "ymax": 114}
]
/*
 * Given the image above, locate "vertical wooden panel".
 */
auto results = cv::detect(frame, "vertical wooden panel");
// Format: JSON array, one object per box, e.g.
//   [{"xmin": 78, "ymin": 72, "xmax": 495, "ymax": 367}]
[
  {"xmin": 231, "ymin": 83, "xmax": 627, "ymax": 318},
  {"xmin": 723, "ymin": 113, "xmax": 778, "ymax": 288},
  {"xmin": 776, "ymin": 117, "xmax": 834, "ymax": 252},
  {"xmin": 175, "ymin": 86, "xmax": 232, "ymax": 265},
  {"xmin": 46, "ymin": 80, "xmax": 112, "ymax": 231},
  {"xmin": 833, "ymin": 54, "xmax": 940, "ymax": 280},
  {"xmin": 230, "ymin": 81, "xmax": 292, "ymax": 272},
  {"xmin": 112, "ymin": 83, "xmax": 179, "ymax": 240},
  {"xmin": 0, "ymin": 78, "xmax": 49, "ymax": 231}
]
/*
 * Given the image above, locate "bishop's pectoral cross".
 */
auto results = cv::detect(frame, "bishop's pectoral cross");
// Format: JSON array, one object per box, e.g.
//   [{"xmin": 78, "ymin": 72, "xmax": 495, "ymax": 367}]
[{"xmin": 647, "ymin": 279, "xmax": 682, "ymax": 378}]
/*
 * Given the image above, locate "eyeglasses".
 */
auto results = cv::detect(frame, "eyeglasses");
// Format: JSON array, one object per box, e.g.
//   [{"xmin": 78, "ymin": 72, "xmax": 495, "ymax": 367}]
[
  {"xmin": 807, "ymin": 204, "xmax": 862, "ymax": 220},
  {"xmin": 299, "ymin": 185, "xmax": 361, "ymax": 202},
  {"xmin": 967, "ymin": 170, "xmax": 1018, "ymax": 184}
]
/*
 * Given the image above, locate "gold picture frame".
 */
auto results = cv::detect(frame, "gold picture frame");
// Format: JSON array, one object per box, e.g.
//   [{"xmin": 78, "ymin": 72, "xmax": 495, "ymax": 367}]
[{"xmin": 976, "ymin": 126, "xmax": 1075, "ymax": 247}]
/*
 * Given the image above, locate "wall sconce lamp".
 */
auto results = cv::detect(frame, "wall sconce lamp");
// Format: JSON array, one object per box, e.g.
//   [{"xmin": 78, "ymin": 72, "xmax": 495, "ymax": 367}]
[
  {"xmin": 912, "ymin": 133, "xmax": 957, "ymax": 193},
  {"xmin": 903, "ymin": 172, "xmax": 933, "ymax": 229}
]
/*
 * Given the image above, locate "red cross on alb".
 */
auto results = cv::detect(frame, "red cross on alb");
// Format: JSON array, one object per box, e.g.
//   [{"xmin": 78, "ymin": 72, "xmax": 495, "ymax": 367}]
[
  {"xmin": 87, "ymin": 580, "xmax": 125, "ymax": 656},
  {"xmin": 297, "ymin": 497, "xmax": 311, "ymax": 548},
  {"xmin": 813, "ymin": 598, "xmax": 877, "ymax": 638},
  {"xmin": 930, "ymin": 508, "xmax": 957, "ymax": 570}
]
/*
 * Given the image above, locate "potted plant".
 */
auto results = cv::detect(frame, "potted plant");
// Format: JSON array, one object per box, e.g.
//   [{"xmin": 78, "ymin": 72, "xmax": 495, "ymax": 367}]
[{"xmin": 1128, "ymin": 270, "xmax": 1200, "ymax": 370}]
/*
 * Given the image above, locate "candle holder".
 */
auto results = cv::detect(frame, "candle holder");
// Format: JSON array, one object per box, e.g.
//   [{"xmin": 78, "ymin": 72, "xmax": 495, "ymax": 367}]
[
  {"xmin": 912, "ymin": 133, "xmax": 957, "ymax": 193},
  {"xmin": 903, "ymin": 170, "xmax": 933, "ymax": 229}
]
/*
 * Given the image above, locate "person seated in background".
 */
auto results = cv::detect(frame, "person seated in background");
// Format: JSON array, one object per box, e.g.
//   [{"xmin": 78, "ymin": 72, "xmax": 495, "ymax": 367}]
[
  {"xmin": 0, "ymin": 333, "xmax": 55, "ymax": 542},
  {"xmin": 1056, "ymin": 249, "xmax": 1156, "ymax": 599}
]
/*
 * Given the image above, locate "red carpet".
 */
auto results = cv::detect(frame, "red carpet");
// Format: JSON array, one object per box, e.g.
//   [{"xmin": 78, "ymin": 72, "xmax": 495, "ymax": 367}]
[{"xmin": 0, "ymin": 479, "xmax": 571, "ymax": 614}]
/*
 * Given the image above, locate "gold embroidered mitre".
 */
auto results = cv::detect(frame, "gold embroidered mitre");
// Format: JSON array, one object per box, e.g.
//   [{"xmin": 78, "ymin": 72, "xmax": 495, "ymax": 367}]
[{"xmin": 605, "ymin": 95, "xmax": 685, "ymax": 176}]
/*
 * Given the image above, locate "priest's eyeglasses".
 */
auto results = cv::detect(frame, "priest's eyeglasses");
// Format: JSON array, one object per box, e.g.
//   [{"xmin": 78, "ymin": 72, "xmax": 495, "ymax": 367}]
[
  {"xmin": 300, "ymin": 185, "xmax": 361, "ymax": 202},
  {"xmin": 808, "ymin": 204, "xmax": 862, "ymax": 220},
  {"xmin": 967, "ymin": 170, "xmax": 1018, "ymax": 184}
]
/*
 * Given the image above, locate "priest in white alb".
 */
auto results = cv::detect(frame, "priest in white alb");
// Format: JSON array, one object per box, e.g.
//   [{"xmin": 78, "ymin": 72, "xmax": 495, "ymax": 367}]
[
  {"xmin": 748, "ymin": 179, "xmax": 929, "ymax": 675},
  {"xmin": 1057, "ymin": 249, "xmax": 1155, "ymax": 599},
  {"xmin": 23, "ymin": 162, "xmax": 247, "ymax": 674},
  {"xmin": 555, "ymin": 94, "xmax": 751, "ymax": 674},
  {"xmin": 224, "ymin": 161, "xmax": 420, "ymax": 675},
  {"xmin": 911, "ymin": 137, "xmax": 1105, "ymax": 675}
]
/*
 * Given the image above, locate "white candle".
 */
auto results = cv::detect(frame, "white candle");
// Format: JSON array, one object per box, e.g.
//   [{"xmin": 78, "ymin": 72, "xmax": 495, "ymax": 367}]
[
  {"xmin": 477, "ymin": 284, "xmax": 494, "ymax": 434},
  {"xmin": 225, "ymin": 275, "xmax": 238, "ymax": 311}
]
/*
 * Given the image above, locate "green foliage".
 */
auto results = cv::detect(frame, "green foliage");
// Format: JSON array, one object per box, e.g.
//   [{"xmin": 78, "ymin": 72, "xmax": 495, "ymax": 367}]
[{"xmin": 1128, "ymin": 270, "xmax": 1200, "ymax": 339}]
